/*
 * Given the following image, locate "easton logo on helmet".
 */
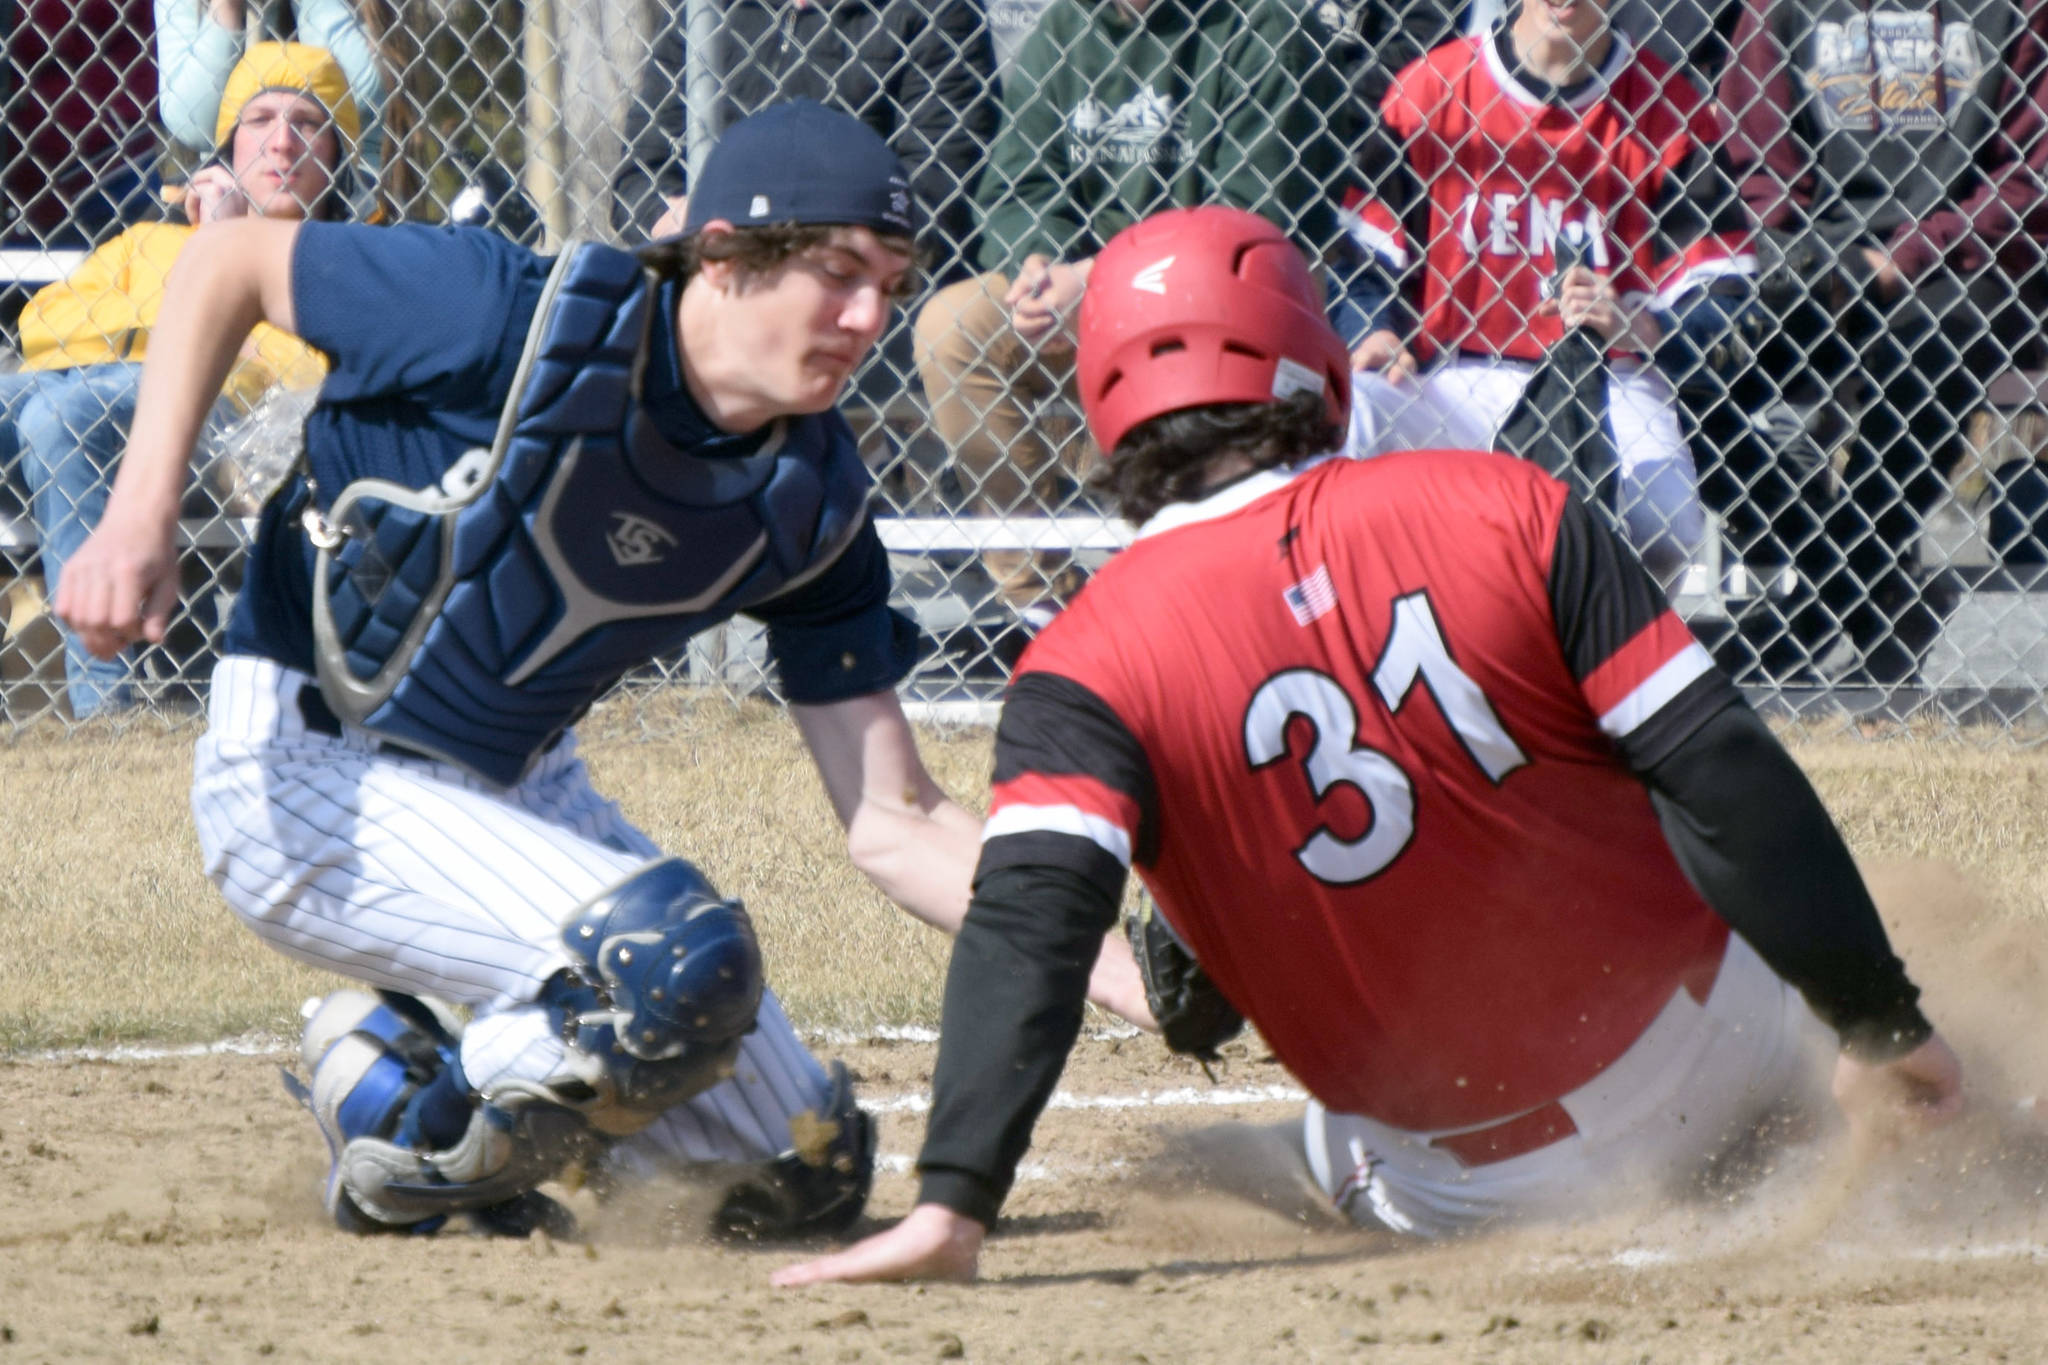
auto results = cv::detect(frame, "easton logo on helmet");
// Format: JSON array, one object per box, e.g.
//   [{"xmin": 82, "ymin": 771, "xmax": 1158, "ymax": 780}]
[{"xmin": 1132, "ymin": 255, "xmax": 1175, "ymax": 295}]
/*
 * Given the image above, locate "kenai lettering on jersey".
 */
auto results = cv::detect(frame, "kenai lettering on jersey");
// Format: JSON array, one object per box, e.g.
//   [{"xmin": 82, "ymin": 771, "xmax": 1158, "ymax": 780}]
[
  {"xmin": 1066, "ymin": 89, "xmax": 1184, "ymax": 167},
  {"xmin": 1456, "ymin": 196, "xmax": 1611, "ymax": 269}
]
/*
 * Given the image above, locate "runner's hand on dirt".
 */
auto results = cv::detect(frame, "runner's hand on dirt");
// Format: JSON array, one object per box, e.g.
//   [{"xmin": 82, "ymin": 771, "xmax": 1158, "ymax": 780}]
[
  {"xmin": 771, "ymin": 1204, "xmax": 984, "ymax": 1286},
  {"xmin": 1832, "ymin": 1033, "xmax": 1964, "ymax": 1152}
]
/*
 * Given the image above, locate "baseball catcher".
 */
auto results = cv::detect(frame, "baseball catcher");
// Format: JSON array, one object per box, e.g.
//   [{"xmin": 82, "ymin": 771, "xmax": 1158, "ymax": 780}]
[{"xmin": 57, "ymin": 101, "xmax": 1141, "ymax": 1237}]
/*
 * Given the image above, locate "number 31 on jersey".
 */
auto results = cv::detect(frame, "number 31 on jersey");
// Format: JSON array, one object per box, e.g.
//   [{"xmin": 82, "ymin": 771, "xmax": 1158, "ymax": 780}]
[{"xmin": 1242, "ymin": 590, "xmax": 1528, "ymax": 886}]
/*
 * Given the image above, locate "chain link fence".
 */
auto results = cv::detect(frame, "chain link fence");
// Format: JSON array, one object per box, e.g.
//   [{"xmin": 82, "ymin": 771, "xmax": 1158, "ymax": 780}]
[{"xmin": 3, "ymin": 0, "xmax": 2047, "ymax": 735}]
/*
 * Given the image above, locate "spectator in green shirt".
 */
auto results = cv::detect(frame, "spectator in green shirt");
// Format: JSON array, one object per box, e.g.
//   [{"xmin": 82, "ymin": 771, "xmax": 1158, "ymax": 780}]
[{"xmin": 912, "ymin": 0, "xmax": 1355, "ymax": 647}]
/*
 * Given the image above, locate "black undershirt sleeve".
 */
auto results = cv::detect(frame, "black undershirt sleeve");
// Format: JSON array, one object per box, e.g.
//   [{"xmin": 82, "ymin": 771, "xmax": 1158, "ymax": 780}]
[
  {"xmin": 1640, "ymin": 703, "xmax": 1932, "ymax": 1062},
  {"xmin": 914, "ymin": 862, "xmax": 1123, "ymax": 1227},
  {"xmin": 1545, "ymin": 495, "xmax": 1932, "ymax": 1061}
]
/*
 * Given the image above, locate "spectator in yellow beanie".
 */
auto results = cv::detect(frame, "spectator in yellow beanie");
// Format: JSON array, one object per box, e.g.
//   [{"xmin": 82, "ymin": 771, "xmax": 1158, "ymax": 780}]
[{"xmin": 0, "ymin": 42, "xmax": 362, "ymax": 718}]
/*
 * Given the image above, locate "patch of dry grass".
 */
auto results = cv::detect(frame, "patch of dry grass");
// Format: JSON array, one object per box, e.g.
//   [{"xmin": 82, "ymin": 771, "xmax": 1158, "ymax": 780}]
[
  {"xmin": 2, "ymin": 700, "xmax": 2041, "ymax": 1051},
  {"xmin": 0, "ymin": 720, "xmax": 335, "ymax": 1048},
  {"xmin": 574, "ymin": 693, "xmax": 997, "ymax": 1030},
  {"xmin": 1788, "ymin": 731, "xmax": 2048, "ymax": 923}
]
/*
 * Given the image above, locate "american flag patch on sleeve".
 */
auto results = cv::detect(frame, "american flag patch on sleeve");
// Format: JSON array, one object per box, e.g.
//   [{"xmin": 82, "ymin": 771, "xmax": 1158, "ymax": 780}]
[{"xmin": 1283, "ymin": 565, "xmax": 1338, "ymax": 625}]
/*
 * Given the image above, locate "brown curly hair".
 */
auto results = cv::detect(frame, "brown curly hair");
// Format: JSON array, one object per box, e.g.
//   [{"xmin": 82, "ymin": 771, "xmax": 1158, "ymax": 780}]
[
  {"xmin": 1088, "ymin": 391, "xmax": 1343, "ymax": 526},
  {"xmin": 645, "ymin": 222, "xmax": 920, "ymax": 299}
]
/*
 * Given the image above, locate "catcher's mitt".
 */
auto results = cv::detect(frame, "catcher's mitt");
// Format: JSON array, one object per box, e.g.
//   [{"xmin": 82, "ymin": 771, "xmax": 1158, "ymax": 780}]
[{"xmin": 1126, "ymin": 895, "xmax": 1244, "ymax": 1061}]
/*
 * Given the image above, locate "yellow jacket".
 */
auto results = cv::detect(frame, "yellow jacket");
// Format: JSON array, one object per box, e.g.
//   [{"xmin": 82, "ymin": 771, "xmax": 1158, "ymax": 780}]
[{"xmin": 17, "ymin": 221, "xmax": 327, "ymax": 412}]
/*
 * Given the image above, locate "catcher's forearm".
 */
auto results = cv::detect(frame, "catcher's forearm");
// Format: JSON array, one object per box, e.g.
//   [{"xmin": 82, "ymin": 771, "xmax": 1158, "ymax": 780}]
[
  {"xmin": 844, "ymin": 794, "xmax": 1144, "ymax": 1023},
  {"xmin": 843, "ymin": 794, "xmax": 979, "ymax": 932}
]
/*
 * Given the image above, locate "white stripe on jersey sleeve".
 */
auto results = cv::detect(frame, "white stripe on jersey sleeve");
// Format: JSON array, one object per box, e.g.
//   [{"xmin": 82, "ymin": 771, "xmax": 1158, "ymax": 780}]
[
  {"xmin": 1597, "ymin": 641, "xmax": 1716, "ymax": 740},
  {"xmin": 1657, "ymin": 253, "xmax": 1759, "ymax": 308},
  {"xmin": 982, "ymin": 803, "xmax": 1134, "ymax": 868},
  {"xmin": 1345, "ymin": 221, "xmax": 1407, "ymax": 270}
]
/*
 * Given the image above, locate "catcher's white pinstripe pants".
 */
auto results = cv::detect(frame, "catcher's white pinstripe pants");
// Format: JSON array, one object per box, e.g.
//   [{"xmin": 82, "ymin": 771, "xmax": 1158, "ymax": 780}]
[{"xmin": 193, "ymin": 653, "xmax": 833, "ymax": 1169}]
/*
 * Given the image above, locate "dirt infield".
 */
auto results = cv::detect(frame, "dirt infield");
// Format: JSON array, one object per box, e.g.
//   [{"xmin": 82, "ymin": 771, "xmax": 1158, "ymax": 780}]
[
  {"xmin": 3, "ymin": 855, "xmax": 2046, "ymax": 1362},
  {"xmin": 4, "ymin": 978, "xmax": 2047, "ymax": 1361},
  {"xmin": 3, "ymin": 716, "xmax": 2048, "ymax": 1361}
]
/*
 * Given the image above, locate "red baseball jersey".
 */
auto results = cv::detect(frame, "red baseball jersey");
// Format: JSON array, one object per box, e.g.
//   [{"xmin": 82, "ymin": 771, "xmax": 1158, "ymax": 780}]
[
  {"xmin": 1345, "ymin": 31, "xmax": 1753, "ymax": 363},
  {"xmin": 983, "ymin": 451, "xmax": 1737, "ymax": 1131}
]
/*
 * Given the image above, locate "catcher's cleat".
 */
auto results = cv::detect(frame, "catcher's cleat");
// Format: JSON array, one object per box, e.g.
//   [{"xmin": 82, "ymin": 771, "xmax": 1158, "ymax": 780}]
[
  {"xmin": 285, "ymin": 990, "xmax": 584, "ymax": 1237},
  {"xmin": 464, "ymin": 1187, "xmax": 581, "ymax": 1240},
  {"xmin": 713, "ymin": 1060, "xmax": 876, "ymax": 1240}
]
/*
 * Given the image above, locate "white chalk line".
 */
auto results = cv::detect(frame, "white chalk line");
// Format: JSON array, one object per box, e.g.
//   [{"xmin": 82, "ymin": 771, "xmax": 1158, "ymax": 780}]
[
  {"xmin": 1556, "ymin": 1239, "xmax": 2048, "ymax": 1271},
  {"xmin": 5, "ymin": 1022, "xmax": 1150, "ymax": 1064},
  {"xmin": 8, "ymin": 1033, "xmax": 293, "ymax": 1064},
  {"xmin": 861, "ymin": 1083, "xmax": 1306, "ymax": 1116},
  {"xmin": 807, "ymin": 1023, "xmax": 1146, "ymax": 1046}
]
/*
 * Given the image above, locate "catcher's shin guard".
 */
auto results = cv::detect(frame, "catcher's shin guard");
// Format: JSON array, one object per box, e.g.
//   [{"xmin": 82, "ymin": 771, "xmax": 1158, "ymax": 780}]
[
  {"xmin": 284, "ymin": 989, "xmax": 580, "ymax": 1237},
  {"xmin": 713, "ymin": 1060, "xmax": 876, "ymax": 1240},
  {"xmin": 330, "ymin": 1091, "xmax": 599, "ymax": 1232}
]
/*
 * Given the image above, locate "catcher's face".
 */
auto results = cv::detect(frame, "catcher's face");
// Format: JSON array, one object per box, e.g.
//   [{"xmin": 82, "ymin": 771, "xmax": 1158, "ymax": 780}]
[{"xmin": 703, "ymin": 225, "xmax": 913, "ymax": 418}]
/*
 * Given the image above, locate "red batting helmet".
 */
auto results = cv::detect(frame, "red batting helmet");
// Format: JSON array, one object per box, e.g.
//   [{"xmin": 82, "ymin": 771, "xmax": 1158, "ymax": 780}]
[{"xmin": 1076, "ymin": 206, "xmax": 1351, "ymax": 457}]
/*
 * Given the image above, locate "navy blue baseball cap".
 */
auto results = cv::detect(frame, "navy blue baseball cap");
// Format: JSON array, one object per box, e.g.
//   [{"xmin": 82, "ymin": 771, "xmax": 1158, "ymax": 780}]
[{"xmin": 680, "ymin": 100, "xmax": 915, "ymax": 240}]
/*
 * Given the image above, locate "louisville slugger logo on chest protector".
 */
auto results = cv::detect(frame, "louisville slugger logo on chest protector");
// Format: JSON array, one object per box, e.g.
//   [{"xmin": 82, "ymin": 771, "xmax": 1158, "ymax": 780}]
[
  {"xmin": 309, "ymin": 242, "xmax": 871, "ymax": 786},
  {"xmin": 607, "ymin": 512, "xmax": 677, "ymax": 566}
]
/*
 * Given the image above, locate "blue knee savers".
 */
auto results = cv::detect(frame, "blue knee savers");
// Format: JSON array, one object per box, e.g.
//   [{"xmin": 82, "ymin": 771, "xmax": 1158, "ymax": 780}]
[{"xmin": 561, "ymin": 857, "xmax": 764, "ymax": 1063}]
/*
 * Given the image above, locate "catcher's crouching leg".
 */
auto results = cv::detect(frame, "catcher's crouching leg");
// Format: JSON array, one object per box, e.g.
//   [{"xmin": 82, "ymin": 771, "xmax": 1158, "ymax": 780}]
[
  {"xmin": 286, "ymin": 988, "xmax": 579, "ymax": 1237},
  {"xmin": 294, "ymin": 859, "xmax": 763, "ymax": 1234}
]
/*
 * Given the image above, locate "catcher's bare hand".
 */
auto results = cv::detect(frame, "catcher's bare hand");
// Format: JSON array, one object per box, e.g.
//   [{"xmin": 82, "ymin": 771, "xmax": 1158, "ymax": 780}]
[
  {"xmin": 1832, "ymin": 1032, "xmax": 1964, "ymax": 1152},
  {"xmin": 1089, "ymin": 929, "xmax": 1157, "ymax": 1032},
  {"xmin": 771, "ymin": 1204, "xmax": 984, "ymax": 1287},
  {"xmin": 54, "ymin": 494, "xmax": 184, "ymax": 659}
]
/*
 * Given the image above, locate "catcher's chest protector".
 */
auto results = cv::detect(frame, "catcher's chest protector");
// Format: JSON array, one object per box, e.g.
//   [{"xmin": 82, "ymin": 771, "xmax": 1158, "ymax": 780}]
[{"xmin": 310, "ymin": 241, "xmax": 871, "ymax": 786}]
